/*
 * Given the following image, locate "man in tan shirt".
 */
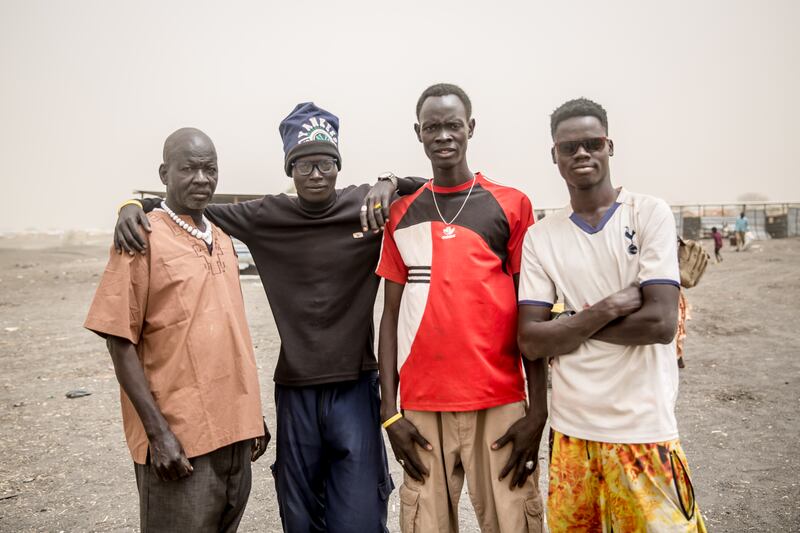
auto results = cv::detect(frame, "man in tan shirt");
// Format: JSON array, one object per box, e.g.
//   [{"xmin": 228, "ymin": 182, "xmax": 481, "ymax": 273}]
[{"xmin": 84, "ymin": 128, "xmax": 267, "ymax": 532}]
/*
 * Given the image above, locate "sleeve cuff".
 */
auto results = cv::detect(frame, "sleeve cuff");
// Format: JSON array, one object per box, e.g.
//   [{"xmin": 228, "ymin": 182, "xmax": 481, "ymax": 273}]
[
  {"xmin": 83, "ymin": 322, "xmax": 140, "ymax": 345},
  {"xmin": 141, "ymin": 197, "xmax": 161, "ymax": 213},
  {"xmin": 640, "ymin": 278, "xmax": 680, "ymax": 288},
  {"xmin": 375, "ymin": 267, "xmax": 407, "ymax": 285},
  {"xmin": 518, "ymin": 299, "xmax": 554, "ymax": 308},
  {"xmin": 397, "ymin": 176, "xmax": 426, "ymax": 196}
]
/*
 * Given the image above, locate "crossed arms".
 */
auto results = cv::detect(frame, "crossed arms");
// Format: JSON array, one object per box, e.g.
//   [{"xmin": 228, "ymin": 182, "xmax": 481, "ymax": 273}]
[{"xmin": 517, "ymin": 283, "xmax": 679, "ymax": 360}]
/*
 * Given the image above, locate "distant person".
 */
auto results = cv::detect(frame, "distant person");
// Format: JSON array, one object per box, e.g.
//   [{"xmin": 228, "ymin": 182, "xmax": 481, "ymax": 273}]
[
  {"xmin": 712, "ymin": 226, "xmax": 723, "ymax": 262},
  {"xmin": 735, "ymin": 211, "xmax": 749, "ymax": 251},
  {"xmin": 112, "ymin": 104, "xmax": 427, "ymax": 531},
  {"xmin": 85, "ymin": 128, "xmax": 269, "ymax": 532},
  {"xmin": 377, "ymin": 83, "xmax": 546, "ymax": 532},
  {"xmin": 517, "ymin": 98, "xmax": 706, "ymax": 531}
]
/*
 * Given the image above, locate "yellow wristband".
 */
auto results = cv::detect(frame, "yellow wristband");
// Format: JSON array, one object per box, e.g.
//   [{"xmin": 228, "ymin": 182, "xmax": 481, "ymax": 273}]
[
  {"xmin": 117, "ymin": 199, "xmax": 143, "ymax": 214},
  {"xmin": 382, "ymin": 412, "xmax": 403, "ymax": 429}
]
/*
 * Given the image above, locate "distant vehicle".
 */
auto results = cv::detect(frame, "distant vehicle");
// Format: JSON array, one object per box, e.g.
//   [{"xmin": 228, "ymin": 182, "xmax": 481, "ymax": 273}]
[{"xmin": 232, "ymin": 238, "xmax": 257, "ymax": 274}]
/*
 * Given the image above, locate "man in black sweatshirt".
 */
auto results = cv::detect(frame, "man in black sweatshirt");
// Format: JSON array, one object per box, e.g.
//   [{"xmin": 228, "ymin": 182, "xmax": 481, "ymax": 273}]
[{"xmin": 113, "ymin": 103, "xmax": 425, "ymax": 532}]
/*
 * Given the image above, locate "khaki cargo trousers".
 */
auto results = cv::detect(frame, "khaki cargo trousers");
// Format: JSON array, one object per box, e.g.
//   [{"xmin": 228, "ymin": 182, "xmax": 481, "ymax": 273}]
[{"xmin": 399, "ymin": 401, "xmax": 544, "ymax": 532}]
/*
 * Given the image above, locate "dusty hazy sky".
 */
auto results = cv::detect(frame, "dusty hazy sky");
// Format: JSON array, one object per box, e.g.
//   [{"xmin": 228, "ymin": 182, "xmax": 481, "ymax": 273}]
[{"xmin": 1, "ymin": 0, "xmax": 797, "ymax": 232}]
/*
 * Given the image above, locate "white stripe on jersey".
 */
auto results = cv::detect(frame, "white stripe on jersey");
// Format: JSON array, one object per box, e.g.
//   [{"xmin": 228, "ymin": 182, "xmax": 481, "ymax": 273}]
[{"xmin": 395, "ymin": 222, "xmax": 433, "ymax": 374}]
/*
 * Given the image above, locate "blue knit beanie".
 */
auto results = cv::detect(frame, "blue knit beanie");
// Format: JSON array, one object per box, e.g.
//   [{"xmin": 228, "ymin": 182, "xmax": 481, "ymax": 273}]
[{"xmin": 279, "ymin": 102, "xmax": 341, "ymax": 176}]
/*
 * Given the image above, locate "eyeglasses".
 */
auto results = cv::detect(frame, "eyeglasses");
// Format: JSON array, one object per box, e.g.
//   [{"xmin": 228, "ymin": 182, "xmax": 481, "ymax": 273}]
[
  {"xmin": 292, "ymin": 159, "xmax": 337, "ymax": 176},
  {"xmin": 554, "ymin": 137, "xmax": 609, "ymax": 157}
]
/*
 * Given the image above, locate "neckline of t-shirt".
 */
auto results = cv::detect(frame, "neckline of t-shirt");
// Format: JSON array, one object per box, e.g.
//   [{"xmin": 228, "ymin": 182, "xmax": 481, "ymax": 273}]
[
  {"xmin": 295, "ymin": 190, "xmax": 338, "ymax": 213},
  {"xmin": 568, "ymin": 187, "xmax": 627, "ymax": 235},
  {"xmin": 153, "ymin": 208, "xmax": 218, "ymax": 249},
  {"xmin": 428, "ymin": 172, "xmax": 483, "ymax": 193},
  {"xmin": 153, "ymin": 207, "xmax": 216, "ymax": 232}
]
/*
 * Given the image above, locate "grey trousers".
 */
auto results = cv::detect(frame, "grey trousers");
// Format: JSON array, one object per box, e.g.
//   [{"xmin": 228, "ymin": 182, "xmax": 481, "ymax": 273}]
[{"xmin": 134, "ymin": 440, "xmax": 252, "ymax": 533}]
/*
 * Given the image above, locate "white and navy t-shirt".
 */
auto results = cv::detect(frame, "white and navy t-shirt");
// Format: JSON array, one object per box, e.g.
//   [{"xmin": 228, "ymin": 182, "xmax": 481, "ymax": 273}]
[{"xmin": 518, "ymin": 188, "xmax": 681, "ymax": 443}]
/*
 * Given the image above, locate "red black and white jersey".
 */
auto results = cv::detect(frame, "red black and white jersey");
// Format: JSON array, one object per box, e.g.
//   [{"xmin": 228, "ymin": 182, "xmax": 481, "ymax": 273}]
[{"xmin": 377, "ymin": 173, "xmax": 534, "ymax": 411}]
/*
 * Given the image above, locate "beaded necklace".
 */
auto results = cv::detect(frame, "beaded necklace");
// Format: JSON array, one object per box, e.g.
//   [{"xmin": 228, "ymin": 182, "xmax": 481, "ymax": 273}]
[{"xmin": 160, "ymin": 201, "xmax": 213, "ymax": 246}]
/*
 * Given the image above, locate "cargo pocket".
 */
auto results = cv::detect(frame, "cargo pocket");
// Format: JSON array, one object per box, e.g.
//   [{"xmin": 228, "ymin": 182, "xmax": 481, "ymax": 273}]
[
  {"xmin": 399, "ymin": 485, "xmax": 420, "ymax": 533},
  {"xmin": 669, "ymin": 449, "xmax": 696, "ymax": 521},
  {"xmin": 524, "ymin": 495, "xmax": 544, "ymax": 533}
]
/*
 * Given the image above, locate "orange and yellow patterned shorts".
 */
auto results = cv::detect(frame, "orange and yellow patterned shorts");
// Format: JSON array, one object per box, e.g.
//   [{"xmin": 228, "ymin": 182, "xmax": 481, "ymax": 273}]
[{"xmin": 548, "ymin": 430, "xmax": 707, "ymax": 532}]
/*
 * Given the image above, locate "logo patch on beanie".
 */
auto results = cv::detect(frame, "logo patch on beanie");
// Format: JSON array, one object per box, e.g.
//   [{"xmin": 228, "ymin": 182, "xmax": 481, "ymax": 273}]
[{"xmin": 297, "ymin": 117, "xmax": 338, "ymax": 146}]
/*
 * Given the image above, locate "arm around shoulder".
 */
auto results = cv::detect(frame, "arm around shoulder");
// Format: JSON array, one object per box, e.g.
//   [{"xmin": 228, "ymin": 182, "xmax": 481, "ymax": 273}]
[
  {"xmin": 204, "ymin": 198, "xmax": 265, "ymax": 242},
  {"xmin": 397, "ymin": 176, "xmax": 427, "ymax": 195},
  {"xmin": 114, "ymin": 199, "xmax": 159, "ymax": 255}
]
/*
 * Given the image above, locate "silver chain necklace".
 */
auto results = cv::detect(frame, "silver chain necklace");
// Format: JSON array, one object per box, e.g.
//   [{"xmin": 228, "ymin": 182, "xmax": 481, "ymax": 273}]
[{"xmin": 430, "ymin": 175, "xmax": 476, "ymax": 240}]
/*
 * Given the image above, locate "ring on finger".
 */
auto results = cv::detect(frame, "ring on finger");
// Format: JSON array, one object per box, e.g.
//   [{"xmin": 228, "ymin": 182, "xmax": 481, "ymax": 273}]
[
  {"xmin": 398, "ymin": 458, "xmax": 405, "ymax": 467},
  {"xmin": 360, "ymin": 205, "xmax": 368, "ymax": 212},
  {"xmin": 525, "ymin": 460, "xmax": 535, "ymax": 470},
  {"xmin": 373, "ymin": 202, "xmax": 382, "ymax": 210}
]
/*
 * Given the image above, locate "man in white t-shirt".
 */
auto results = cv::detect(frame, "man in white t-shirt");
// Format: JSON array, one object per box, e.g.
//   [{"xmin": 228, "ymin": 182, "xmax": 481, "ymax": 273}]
[{"xmin": 517, "ymin": 98, "xmax": 706, "ymax": 532}]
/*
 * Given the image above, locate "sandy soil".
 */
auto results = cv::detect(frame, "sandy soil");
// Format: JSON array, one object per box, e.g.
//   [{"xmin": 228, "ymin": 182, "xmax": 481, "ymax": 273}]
[{"xmin": 0, "ymin": 234, "xmax": 798, "ymax": 532}]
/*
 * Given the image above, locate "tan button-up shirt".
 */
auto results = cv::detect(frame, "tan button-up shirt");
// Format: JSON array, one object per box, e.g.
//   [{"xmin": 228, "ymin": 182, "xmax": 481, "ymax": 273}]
[{"xmin": 85, "ymin": 210, "xmax": 264, "ymax": 464}]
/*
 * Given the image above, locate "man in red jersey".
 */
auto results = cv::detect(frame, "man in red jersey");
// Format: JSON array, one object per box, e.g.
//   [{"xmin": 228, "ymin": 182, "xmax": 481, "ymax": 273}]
[{"xmin": 376, "ymin": 84, "xmax": 546, "ymax": 532}]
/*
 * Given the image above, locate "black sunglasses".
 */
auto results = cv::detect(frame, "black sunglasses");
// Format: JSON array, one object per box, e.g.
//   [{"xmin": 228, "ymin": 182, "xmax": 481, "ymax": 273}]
[
  {"xmin": 554, "ymin": 137, "xmax": 609, "ymax": 157},
  {"xmin": 292, "ymin": 158, "xmax": 337, "ymax": 176}
]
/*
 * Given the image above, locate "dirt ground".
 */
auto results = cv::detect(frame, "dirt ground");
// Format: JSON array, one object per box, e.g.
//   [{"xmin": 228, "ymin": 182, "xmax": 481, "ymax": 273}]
[{"xmin": 0, "ymin": 233, "xmax": 798, "ymax": 532}]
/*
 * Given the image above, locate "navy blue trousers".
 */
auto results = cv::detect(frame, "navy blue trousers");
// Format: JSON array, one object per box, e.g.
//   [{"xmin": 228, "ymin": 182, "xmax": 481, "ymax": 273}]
[{"xmin": 273, "ymin": 371, "xmax": 392, "ymax": 533}]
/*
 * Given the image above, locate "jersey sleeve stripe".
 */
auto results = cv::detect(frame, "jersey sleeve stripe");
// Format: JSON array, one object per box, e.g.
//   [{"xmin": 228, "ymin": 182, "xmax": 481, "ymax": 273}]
[
  {"xmin": 519, "ymin": 299, "xmax": 554, "ymax": 308},
  {"xmin": 376, "ymin": 266, "xmax": 408, "ymax": 285},
  {"xmin": 640, "ymin": 278, "xmax": 680, "ymax": 288}
]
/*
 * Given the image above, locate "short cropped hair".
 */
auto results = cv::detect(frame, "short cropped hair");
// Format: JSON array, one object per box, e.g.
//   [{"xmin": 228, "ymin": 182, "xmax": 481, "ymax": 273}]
[
  {"xmin": 550, "ymin": 98, "xmax": 608, "ymax": 137},
  {"xmin": 416, "ymin": 83, "xmax": 472, "ymax": 119}
]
